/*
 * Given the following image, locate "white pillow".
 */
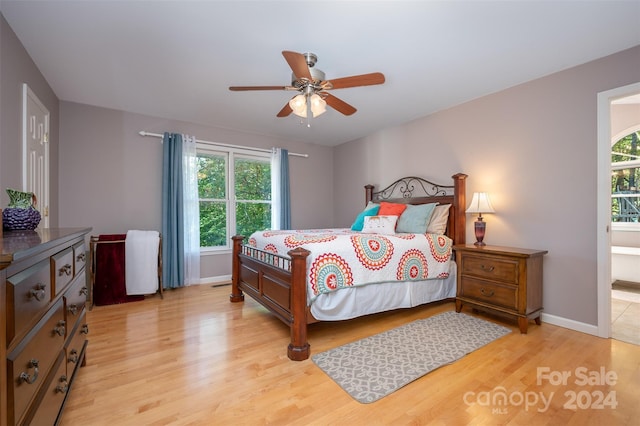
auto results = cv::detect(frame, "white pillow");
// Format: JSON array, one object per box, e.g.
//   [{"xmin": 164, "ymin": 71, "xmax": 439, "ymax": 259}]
[
  {"xmin": 362, "ymin": 215, "xmax": 398, "ymax": 235},
  {"xmin": 426, "ymin": 204, "xmax": 451, "ymax": 234}
]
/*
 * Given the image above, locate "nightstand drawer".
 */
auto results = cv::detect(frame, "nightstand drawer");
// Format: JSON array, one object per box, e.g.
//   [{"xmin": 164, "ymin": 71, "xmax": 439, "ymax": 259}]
[
  {"xmin": 459, "ymin": 278, "xmax": 518, "ymax": 310},
  {"xmin": 461, "ymin": 254, "xmax": 519, "ymax": 283}
]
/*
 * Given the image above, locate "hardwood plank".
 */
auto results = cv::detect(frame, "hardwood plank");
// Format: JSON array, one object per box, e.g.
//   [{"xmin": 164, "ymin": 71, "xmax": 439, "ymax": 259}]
[{"xmin": 60, "ymin": 285, "xmax": 640, "ymax": 425}]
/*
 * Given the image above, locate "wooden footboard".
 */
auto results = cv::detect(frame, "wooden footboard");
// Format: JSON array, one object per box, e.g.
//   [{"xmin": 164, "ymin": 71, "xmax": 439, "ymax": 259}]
[
  {"xmin": 230, "ymin": 236, "xmax": 312, "ymax": 360},
  {"xmin": 230, "ymin": 173, "xmax": 467, "ymax": 361}
]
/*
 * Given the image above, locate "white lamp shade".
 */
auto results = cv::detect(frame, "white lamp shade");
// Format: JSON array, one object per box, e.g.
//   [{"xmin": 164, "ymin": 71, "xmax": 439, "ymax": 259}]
[
  {"xmin": 309, "ymin": 94, "xmax": 327, "ymax": 117},
  {"xmin": 289, "ymin": 94, "xmax": 307, "ymax": 118},
  {"xmin": 466, "ymin": 192, "xmax": 495, "ymax": 214}
]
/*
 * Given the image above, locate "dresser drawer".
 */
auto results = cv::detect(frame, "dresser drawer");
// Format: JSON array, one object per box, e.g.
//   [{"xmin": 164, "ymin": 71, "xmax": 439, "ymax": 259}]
[
  {"xmin": 460, "ymin": 254, "xmax": 519, "ymax": 283},
  {"xmin": 7, "ymin": 298, "xmax": 67, "ymax": 424},
  {"xmin": 64, "ymin": 271, "xmax": 88, "ymax": 328},
  {"xmin": 6, "ymin": 258, "xmax": 51, "ymax": 345},
  {"xmin": 73, "ymin": 240, "xmax": 87, "ymax": 275},
  {"xmin": 52, "ymin": 247, "xmax": 74, "ymax": 296},
  {"xmin": 66, "ymin": 310, "xmax": 88, "ymax": 377},
  {"xmin": 23, "ymin": 351, "xmax": 68, "ymax": 426},
  {"xmin": 459, "ymin": 277, "xmax": 518, "ymax": 310}
]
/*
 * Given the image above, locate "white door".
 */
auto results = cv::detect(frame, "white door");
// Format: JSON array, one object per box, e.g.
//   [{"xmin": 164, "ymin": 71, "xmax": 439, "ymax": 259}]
[{"xmin": 22, "ymin": 84, "xmax": 50, "ymax": 227}]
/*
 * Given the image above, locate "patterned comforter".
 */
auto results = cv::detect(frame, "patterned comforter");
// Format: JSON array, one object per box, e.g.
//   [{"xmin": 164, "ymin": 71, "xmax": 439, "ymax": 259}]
[{"xmin": 247, "ymin": 228, "xmax": 453, "ymax": 303}]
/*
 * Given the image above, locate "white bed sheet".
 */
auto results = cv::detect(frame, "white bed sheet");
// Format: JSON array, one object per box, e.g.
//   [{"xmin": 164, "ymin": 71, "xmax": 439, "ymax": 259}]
[{"xmin": 310, "ymin": 260, "xmax": 457, "ymax": 321}]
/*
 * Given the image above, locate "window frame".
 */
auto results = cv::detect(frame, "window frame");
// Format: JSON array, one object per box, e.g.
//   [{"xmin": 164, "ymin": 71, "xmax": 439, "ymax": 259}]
[
  {"xmin": 610, "ymin": 132, "xmax": 640, "ymax": 232},
  {"xmin": 197, "ymin": 143, "xmax": 271, "ymax": 252}
]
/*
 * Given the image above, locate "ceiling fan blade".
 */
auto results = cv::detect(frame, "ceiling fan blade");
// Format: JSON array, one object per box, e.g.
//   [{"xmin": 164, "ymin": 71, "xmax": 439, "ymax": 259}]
[
  {"xmin": 229, "ymin": 86, "xmax": 292, "ymax": 91},
  {"xmin": 282, "ymin": 51, "xmax": 312, "ymax": 81},
  {"xmin": 277, "ymin": 102, "xmax": 293, "ymax": 117},
  {"xmin": 325, "ymin": 72, "xmax": 385, "ymax": 90},
  {"xmin": 324, "ymin": 93, "xmax": 357, "ymax": 116}
]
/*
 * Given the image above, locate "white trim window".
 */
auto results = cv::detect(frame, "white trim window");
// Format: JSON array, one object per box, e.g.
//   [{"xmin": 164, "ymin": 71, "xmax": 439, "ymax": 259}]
[
  {"xmin": 197, "ymin": 145, "xmax": 271, "ymax": 250},
  {"xmin": 611, "ymin": 131, "xmax": 639, "ymax": 230}
]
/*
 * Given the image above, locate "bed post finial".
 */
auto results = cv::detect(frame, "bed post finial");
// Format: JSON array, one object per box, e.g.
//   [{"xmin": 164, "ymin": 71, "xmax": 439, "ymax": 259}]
[{"xmin": 365, "ymin": 184, "xmax": 374, "ymax": 205}]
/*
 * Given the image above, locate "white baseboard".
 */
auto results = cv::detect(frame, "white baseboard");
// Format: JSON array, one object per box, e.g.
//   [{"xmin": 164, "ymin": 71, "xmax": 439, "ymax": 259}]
[
  {"xmin": 199, "ymin": 275, "xmax": 232, "ymax": 286},
  {"xmin": 541, "ymin": 312, "xmax": 599, "ymax": 336}
]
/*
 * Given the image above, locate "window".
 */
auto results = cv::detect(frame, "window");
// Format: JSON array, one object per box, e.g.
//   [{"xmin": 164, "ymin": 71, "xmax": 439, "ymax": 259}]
[
  {"xmin": 197, "ymin": 147, "xmax": 271, "ymax": 249},
  {"xmin": 611, "ymin": 132, "xmax": 639, "ymax": 225}
]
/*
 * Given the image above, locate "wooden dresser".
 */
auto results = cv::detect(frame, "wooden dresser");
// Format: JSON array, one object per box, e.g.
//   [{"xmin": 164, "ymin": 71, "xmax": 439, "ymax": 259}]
[
  {"xmin": 0, "ymin": 228, "xmax": 91, "ymax": 426},
  {"xmin": 453, "ymin": 244, "xmax": 547, "ymax": 333}
]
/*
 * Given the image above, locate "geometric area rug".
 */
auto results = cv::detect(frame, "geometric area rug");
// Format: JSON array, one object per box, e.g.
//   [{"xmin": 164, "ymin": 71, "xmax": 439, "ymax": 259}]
[{"xmin": 311, "ymin": 311, "xmax": 511, "ymax": 403}]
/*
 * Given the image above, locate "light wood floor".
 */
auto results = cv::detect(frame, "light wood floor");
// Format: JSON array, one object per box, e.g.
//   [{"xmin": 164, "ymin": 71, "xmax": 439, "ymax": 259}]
[
  {"xmin": 612, "ymin": 290, "xmax": 640, "ymax": 345},
  {"xmin": 59, "ymin": 284, "xmax": 640, "ymax": 426}
]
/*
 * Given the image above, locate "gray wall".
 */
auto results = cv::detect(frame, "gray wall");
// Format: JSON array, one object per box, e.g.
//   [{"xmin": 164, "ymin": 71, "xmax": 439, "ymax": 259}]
[
  {"xmin": 3, "ymin": 10, "xmax": 640, "ymax": 327},
  {"xmin": 333, "ymin": 46, "xmax": 640, "ymax": 327},
  {"xmin": 58, "ymin": 101, "xmax": 334, "ymax": 281},
  {"xmin": 0, "ymin": 14, "xmax": 59, "ymax": 224}
]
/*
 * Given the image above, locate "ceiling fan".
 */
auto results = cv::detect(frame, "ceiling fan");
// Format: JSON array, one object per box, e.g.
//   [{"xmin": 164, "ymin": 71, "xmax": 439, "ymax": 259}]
[{"xmin": 229, "ymin": 51, "xmax": 385, "ymax": 118}]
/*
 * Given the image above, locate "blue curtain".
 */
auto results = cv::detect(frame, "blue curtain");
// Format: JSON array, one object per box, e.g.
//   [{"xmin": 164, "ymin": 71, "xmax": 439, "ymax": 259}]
[
  {"xmin": 162, "ymin": 132, "xmax": 185, "ymax": 288},
  {"xmin": 271, "ymin": 148, "xmax": 291, "ymax": 230}
]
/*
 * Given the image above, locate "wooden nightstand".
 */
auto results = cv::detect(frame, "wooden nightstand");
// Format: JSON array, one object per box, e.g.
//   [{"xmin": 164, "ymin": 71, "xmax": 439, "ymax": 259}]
[{"xmin": 453, "ymin": 244, "xmax": 548, "ymax": 333}]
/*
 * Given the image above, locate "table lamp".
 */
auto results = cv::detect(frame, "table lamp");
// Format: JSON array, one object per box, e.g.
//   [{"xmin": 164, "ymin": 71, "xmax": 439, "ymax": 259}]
[{"xmin": 466, "ymin": 192, "xmax": 495, "ymax": 246}]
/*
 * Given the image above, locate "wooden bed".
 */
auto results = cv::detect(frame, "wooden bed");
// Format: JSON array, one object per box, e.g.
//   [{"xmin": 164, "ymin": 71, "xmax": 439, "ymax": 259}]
[{"xmin": 230, "ymin": 173, "xmax": 467, "ymax": 360}]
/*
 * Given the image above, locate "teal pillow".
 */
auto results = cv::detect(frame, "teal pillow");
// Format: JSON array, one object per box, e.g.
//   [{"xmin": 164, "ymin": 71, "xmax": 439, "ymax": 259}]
[
  {"xmin": 351, "ymin": 205, "xmax": 380, "ymax": 231},
  {"xmin": 396, "ymin": 203, "xmax": 437, "ymax": 233}
]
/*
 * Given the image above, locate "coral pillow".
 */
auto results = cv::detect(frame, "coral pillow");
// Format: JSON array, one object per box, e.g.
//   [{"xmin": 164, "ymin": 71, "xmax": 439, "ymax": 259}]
[{"xmin": 378, "ymin": 202, "xmax": 407, "ymax": 217}]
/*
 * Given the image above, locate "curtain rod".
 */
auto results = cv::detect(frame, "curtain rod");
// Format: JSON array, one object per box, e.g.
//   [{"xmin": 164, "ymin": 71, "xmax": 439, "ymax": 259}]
[{"xmin": 138, "ymin": 131, "xmax": 308, "ymax": 158}]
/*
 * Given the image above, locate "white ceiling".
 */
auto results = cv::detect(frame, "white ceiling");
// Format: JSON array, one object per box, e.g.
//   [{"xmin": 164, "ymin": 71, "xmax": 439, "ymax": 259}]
[{"xmin": 2, "ymin": 1, "xmax": 639, "ymax": 147}]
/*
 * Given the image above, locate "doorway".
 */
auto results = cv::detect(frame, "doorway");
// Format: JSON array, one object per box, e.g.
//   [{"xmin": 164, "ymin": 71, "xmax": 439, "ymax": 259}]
[{"xmin": 596, "ymin": 82, "xmax": 640, "ymax": 343}]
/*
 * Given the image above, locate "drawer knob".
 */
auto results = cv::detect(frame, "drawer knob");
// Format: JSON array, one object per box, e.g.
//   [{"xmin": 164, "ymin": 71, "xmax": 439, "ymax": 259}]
[
  {"xmin": 56, "ymin": 375, "xmax": 69, "ymax": 394},
  {"xmin": 81, "ymin": 324, "xmax": 89, "ymax": 335},
  {"xmin": 54, "ymin": 320, "xmax": 66, "ymax": 337},
  {"xmin": 76, "ymin": 252, "xmax": 86, "ymax": 262},
  {"xmin": 67, "ymin": 304, "xmax": 80, "ymax": 315},
  {"xmin": 68, "ymin": 349, "xmax": 79, "ymax": 364},
  {"xmin": 80, "ymin": 286, "xmax": 89, "ymax": 296},
  {"xmin": 59, "ymin": 264, "xmax": 73, "ymax": 276},
  {"xmin": 480, "ymin": 265, "xmax": 495, "ymax": 272},
  {"xmin": 29, "ymin": 283, "xmax": 46, "ymax": 301},
  {"xmin": 480, "ymin": 288, "xmax": 495, "ymax": 297},
  {"xmin": 19, "ymin": 359, "xmax": 39, "ymax": 384}
]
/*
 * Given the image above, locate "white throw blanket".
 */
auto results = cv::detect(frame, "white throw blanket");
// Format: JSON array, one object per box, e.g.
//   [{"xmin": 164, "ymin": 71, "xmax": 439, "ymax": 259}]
[{"xmin": 125, "ymin": 230, "xmax": 160, "ymax": 295}]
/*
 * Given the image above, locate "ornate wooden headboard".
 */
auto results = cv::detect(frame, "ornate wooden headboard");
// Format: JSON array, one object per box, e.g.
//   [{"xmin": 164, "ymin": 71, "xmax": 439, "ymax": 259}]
[{"xmin": 364, "ymin": 173, "xmax": 467, "ymax": 245}]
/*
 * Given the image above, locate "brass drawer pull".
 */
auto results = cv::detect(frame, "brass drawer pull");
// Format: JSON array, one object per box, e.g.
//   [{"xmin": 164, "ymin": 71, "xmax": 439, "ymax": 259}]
[
  {"xmin": 56, "ymin": 375, "xmax": 69, "ymax": 394},
  {"xmin": 29, "ymin": 283, "xmax": 46, "ymax": 301},
  {"xmin": 81, "ymin": 324, "xmax": 89, "ymax": 335},
  {"xmin": 80, "ymin": 286, "xmax": 89, "ymax": 296},
  {"xmin": 480, "ymin": 288, "xmax": 495, "ymax": 297},
  {"xmin": 68, "ymin": 349, "xmax": 79, "ymax": 364},
  {"xmin": 54, "ymin": 320, "xmax": 66, "ymax": 337},
  {"xmin": 76, "ymin": 253, "xmax": 86, "ymax": 262},
  {"xmin": 59, "ymin": 264, "xmax": 72, "ymax": 276},
  {"xmin": 480, "ymin": 265, "xmax": 495, "ymax": 272},
  {"xmin": 67, "ymin": 304, "xmax": 80, "ymax": 316},
  {"xmin": 19, "ymin": 359, "xmax": 39, "ymax": 384}
]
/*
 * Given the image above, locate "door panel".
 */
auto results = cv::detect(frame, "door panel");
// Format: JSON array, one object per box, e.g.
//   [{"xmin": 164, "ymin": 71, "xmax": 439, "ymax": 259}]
[{"xmin": 22, "ymin": 84, "xmax": 50, "ymax": 227}]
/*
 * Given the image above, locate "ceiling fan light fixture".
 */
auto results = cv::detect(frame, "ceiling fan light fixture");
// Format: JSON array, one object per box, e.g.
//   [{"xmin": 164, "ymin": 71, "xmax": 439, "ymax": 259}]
[
  {"xmin": 289, "ymin": 94, "xmax": 307, "ymax": 117},
  {"xmin": 310, "ymin": 94, "xmax": 327, "ymax": 117}
]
